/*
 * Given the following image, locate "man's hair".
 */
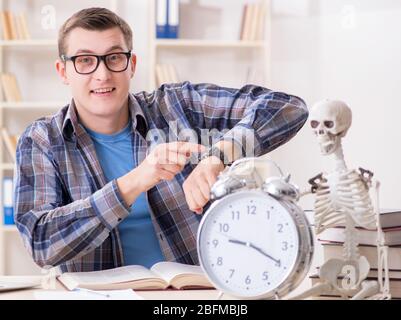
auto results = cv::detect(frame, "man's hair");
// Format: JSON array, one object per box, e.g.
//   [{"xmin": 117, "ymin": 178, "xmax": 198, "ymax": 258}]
[{"xmin": 58, "ymin": 7, "xmax": 133, "ymax": 57}]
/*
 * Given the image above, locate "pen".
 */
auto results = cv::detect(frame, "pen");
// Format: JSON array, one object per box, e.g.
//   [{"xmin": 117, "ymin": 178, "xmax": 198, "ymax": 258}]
[{"xmin": 73, "ymin": 287, "xmax": 111, "ymax": 298}]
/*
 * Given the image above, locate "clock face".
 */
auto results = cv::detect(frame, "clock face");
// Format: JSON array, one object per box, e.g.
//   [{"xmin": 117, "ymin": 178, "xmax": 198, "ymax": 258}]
[{"xmin": 198, "ymin": 191, "xmax": 300, "ymax": 298}]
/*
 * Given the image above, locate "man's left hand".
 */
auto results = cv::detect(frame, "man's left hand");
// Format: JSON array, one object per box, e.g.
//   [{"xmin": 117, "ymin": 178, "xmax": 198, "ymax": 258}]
[{"xmin": 183, "ymin": 156, "xmax": 225, "ymax": 214}]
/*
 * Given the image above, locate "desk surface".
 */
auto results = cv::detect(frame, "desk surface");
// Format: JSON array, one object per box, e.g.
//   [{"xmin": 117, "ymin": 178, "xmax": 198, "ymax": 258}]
[{"xmin": 0, "ymin": 276, "xmax": 225, "ymax": 300}]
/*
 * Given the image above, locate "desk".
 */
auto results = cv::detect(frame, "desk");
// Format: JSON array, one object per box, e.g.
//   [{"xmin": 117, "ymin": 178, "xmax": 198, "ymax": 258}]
[{"xmin": 0, "ymin": 276, "xmax": 224, "ymax": 300}]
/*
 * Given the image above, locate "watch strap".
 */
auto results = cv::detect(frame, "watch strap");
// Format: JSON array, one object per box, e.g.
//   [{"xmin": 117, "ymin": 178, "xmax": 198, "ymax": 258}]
[{"xmin": 200, "ymin": 146, "xmax": 231, "ymax": 166}]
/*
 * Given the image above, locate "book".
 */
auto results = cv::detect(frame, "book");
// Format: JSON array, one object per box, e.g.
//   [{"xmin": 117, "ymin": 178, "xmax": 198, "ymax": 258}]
[
  {"xmin": 1, "ymin": 127, "xmax": 18, "ymax": 162},
  {"xmin": 1, "ymin": 73, "xmax": 22, "ymax": 102},
  {"xmin": 378, "ymin": 209, "xmax": 401, "ymax": 228},
  {"xmin": 322, "ymin": 243, "xmax": 401, "ymax": 270},
  {"xmin": 307, "ymin": 208, "xmax": 401, "ymax": 229},
  {"xmin": 7, "ymin": 11, "xmax": 17, "ymax": 40},
  {"xmin": 58, "ymin": 261, "xmax": 214, "ymax": 291},
  {"xmin": 0, "ymin": 11, "xmax": 11, "ymax": 40},
  {"xmin": 255, "ymin": 2, "xmax": 267, "ymax": 41},
  {"xmin": 155, "ymin": 64, "xmax": 178, "ymax": 86},
  {"xmin": 19, "ymin": 12, "xmax": 30, "ymax": 39},
  {"xmin": 241, "ymin": 3, "xmax": 254, "ymax": 41},
  {"xmin": 239, "ymin": 4, "xmax": 248, "ymax": 40},
  {"xmin": 318, "ymin": 226, "xmax": 401, "ymax": 246}
]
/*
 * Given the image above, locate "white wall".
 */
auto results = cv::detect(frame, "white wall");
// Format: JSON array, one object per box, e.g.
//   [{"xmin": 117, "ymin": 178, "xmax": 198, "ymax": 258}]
[{"xmin": 269, "ymin": 0, "xmax": 401, "ymax": 210}]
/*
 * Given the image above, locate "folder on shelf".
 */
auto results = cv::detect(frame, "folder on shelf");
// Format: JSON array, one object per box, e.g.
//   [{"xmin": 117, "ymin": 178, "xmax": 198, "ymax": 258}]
[
  {"xmin": 156, "ymin": 0, "xmax": 168, "ymax": 39},
  {"xmin": 2, "ymin": 177, "xmax": 14, "ymax": 225},
  {"xmin": 167, "ymin": 0, "xmax": 179, "ymax": 39}
]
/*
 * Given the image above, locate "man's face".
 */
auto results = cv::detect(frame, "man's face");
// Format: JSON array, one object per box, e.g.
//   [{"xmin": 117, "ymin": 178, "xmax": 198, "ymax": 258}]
[{"xmin": 56, "ymin": 27, "xmax": 136, "ymax": 122}]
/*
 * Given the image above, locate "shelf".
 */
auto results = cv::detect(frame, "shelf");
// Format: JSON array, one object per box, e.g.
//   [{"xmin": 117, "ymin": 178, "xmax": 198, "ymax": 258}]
[
  {"xmin": 154, "ymin": 39, "xmax": 266, "ymax": 49},
  {"xmin": 0, "ymin": 225, "xmax": 17, "ymax": 232},
  {"xmin": 0, "ymin": 101, "xmax": 66, "ymax": 109},
  {"xmin": 0, "ymin": 163, "xmax": 14, "ymax": 170},
  {"xmin": 0, "ymin": 39, "xmax": 57, "ymax": 47}
]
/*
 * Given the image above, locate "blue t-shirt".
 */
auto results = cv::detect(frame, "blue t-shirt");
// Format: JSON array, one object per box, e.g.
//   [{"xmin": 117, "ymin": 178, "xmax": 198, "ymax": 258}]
[{"xmin": 85, "ymin": 123, "xmax": 164, "ymax": 268}]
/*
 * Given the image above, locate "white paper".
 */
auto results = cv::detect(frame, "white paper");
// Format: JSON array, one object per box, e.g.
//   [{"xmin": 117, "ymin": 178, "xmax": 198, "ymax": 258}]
[{"xmin": 34, "ymin": 289, "xmax": 143, "ymax": 300}]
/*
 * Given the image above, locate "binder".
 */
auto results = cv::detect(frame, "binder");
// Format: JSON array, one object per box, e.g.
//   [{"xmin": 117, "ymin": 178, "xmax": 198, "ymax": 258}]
[
  {"xmin": 3, "ymin": 177, "xmax": 14, "ymax": 225},
  {"xmin": 167, "ymin": 0, "xmax": 179, "ymax": 39},
  {"xmin": 156, "ymin": 0, "xmax": 168, "ymax": 39}
]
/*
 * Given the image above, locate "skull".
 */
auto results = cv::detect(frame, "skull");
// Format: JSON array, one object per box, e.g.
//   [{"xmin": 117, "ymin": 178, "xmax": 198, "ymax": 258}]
[{"xmin": 310, "ymin": 100, "xmax": 352, "ymax": 155}]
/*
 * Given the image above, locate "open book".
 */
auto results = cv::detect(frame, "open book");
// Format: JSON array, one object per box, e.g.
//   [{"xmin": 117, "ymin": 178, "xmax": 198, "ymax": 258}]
[{"xmin": 58, "ymin": 262, "xmax": 214, "ymax": 291}]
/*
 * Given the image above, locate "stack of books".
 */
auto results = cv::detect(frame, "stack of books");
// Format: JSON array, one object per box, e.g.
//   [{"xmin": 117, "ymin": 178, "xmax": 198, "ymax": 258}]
[
  {"xmin": 239, "ymin": 2, "xmax": 267, "ymax": 41},
  {"xmin": 0, "ymin": 11, "xmax": 30, "ymax": 40},
  {"xmin": 313, "ymin": 209, "xmax": 401, "ymax": 299}
]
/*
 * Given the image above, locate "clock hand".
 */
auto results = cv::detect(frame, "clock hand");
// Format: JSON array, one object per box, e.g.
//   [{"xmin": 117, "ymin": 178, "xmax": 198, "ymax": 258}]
[
  {"xmin": 248, "ymin": 243, "xmax": 281, "ymax": 267},
  {"xmin": 220, "ymin": 233, "xmax": 281, "ymax": 266}
]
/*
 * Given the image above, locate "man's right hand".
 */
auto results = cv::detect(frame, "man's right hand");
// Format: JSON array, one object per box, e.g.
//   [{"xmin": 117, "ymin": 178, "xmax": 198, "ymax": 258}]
[{"xmin": 117, "ymin": 142, "xmax": 205, "ymax": 206}]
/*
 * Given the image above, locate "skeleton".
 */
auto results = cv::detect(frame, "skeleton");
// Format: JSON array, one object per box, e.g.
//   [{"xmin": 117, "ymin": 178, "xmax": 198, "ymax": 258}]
[{"xmin": 291, "ymin": 100, "xmax": 391, "ymax": 300}]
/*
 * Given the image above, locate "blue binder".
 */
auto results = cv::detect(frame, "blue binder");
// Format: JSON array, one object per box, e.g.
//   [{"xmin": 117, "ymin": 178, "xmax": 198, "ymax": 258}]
[
  {"xmin": 167, "ymin": 0, "xmax": 179, "ymax": 39},
  {"xmin": 3, "ymin": 177, "xmax": 14, "ymax": 225},
  {"xmin": 156, "ymin": 0, "xmax": 168, "ymax": 39}
]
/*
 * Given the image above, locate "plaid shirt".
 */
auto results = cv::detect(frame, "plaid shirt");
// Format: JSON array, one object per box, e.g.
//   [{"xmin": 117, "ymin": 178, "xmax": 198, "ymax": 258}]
[{"xmin": 14, "ymin": 82, "xmax": 308, "ymax": 273}]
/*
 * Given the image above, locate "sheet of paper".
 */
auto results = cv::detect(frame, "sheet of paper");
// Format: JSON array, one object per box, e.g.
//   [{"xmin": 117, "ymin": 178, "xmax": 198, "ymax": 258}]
[{"xmin": 34, "ymin": 289, "xmax": 143, "ymax": 300}]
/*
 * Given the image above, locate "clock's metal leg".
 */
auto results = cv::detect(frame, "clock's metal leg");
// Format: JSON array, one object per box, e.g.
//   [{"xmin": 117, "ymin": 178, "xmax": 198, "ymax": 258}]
[{"xmin": 216, "ymin": 291, "xmax": 224, "ymax": 300}]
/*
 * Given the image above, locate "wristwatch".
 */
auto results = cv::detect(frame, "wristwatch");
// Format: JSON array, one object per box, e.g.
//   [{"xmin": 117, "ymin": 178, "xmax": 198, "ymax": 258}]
[{"xmin": 200, "ymin": 146, "xmax": 231, "ymax": 166}]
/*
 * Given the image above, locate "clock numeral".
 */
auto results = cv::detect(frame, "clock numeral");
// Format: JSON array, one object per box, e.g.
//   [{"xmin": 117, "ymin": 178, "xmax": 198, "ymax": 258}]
[
  {"xmin": 212, "ymin": 239, "xmax": 219, "ymax": 248},
  {"xmin": 245, "ymin": 275, "xmax": 251, "ymax": 285},
  {"xmin": 277, "ymin": 224, "xmax": 283, "ymax": 233},
  {"xmin": 219, "ymin": 223, "xmax": 230, "ymax": 233},
  {"xmin": 262, "ymin": 271, "xmax": 269, "ymax": 281},
  {"xmin": 266, "ymin": 211, "xmax": 270, "ymax": 220},
  {"xmin": 282, "ymin": 241, "xmax": 288, "ymax": 251},
  {"xmin": 217, "ymin": 257, "xmax": 223, "ymax": 266},
  {"xmin": 247, "ymin": 205, "xmax": 256, "ymax": 215},
  {"xmin": 229, "ymin": 269, "xmax": 235, "ymax": 278},
  {"xmin": 231, "ymin": 211, "xmax": 240, "ymax": 220}
]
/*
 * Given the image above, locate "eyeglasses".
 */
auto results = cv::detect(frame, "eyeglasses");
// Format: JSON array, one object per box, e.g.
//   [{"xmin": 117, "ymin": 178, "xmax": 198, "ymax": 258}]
[{"xmin": 61, "ymin": 51, "xmax": 132, "ymax": 75}]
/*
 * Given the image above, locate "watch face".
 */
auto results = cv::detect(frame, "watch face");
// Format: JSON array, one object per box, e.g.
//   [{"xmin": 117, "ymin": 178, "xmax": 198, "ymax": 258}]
[{"xmin": 198, "ymin": 191, "xmax": 300, "ymax": 298}]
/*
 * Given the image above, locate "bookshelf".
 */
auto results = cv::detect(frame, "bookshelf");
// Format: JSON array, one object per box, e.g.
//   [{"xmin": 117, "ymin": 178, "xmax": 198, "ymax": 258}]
[{"xmin": 148, "ymin": 0, "xmax": 271, "ymax": 89}]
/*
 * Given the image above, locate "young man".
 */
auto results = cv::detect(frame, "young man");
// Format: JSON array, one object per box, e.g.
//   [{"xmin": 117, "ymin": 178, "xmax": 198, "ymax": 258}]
[{"xmin": 14, "ymin": 8, "xmax": 308, "ymax": 273}]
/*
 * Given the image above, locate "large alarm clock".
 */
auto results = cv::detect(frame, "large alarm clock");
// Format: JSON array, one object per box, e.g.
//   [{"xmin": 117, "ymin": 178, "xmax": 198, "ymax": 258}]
[{"xmin": 197, "ymin": 158, "xmax": 314, "ymax": 299}]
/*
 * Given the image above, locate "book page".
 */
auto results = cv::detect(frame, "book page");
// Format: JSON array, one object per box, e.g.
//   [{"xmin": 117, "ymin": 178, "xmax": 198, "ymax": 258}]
[
  {"xmin": 59, "ymin": 265, "xmax": 162, "ymax": 288},
  {"xmin": 150, "ymin": 262, "xmax": 213, "ymax": 289}
]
